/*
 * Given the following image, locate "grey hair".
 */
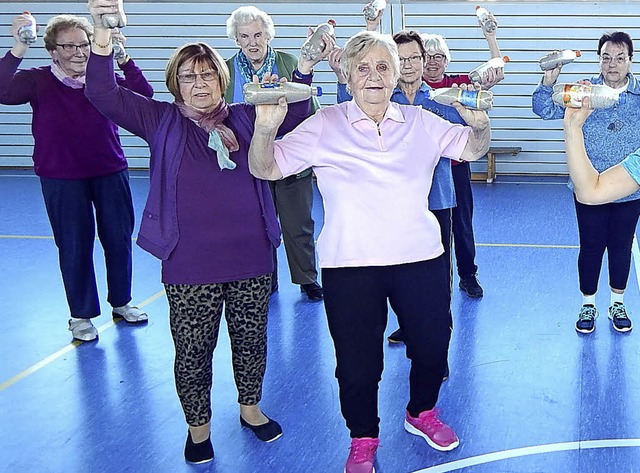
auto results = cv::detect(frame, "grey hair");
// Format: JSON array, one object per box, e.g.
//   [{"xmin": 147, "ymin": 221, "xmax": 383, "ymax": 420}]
[
  {"xmin": 226, "ymin": 6, "xmax": 276, "ymax": 42},
  {"xmin": 421, "ymin": 33, "xmax": 451, "ymax": 62},
  {"xmin": 339, "ymin": 31, "xmax": 400, "ymax": 91},
  {"xmin": 43, "ymin": 15, "xmax": 93, "ymax": 51}
]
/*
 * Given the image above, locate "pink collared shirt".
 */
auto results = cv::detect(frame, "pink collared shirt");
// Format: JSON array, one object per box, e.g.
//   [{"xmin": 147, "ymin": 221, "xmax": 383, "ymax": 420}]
[{"xmin": 274, "ymin": 100, "xmax": 471, "ymax": 268}]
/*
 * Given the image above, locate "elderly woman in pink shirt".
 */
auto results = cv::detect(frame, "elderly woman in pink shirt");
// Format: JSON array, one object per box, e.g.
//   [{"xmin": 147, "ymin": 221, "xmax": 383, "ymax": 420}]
[{"xmin": 249, "ymin": 31, "xmax": 490, "ymax": 473}]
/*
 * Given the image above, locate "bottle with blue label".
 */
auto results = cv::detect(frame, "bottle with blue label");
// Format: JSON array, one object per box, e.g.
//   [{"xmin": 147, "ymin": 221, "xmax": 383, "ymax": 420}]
[
  {"xmin": 243, "ymin": 82, "xmax": 322, "ymax": 105},
  {"xmin": 428, "ymin": 87, "xmax": 493, "ymax": 111}
]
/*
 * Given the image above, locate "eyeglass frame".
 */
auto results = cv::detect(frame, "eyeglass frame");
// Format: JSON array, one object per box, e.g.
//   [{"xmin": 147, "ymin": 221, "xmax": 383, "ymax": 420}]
[
  {"xmin": 425, "ymin": 53, "xmax": 446, "ymax": 62},
  {"xmin": 398, "ymin": 54, "xmax": 424, "ymax": 65},
  {"xmin": 55, "ymin": 43, "xmax": 91, "ymax": 53},
  {"xmin": 177, "ymin": 70, "xmax": 219, "ymax": 84},
  {"xmin": 599, "ymin": 54, "xmax": 631, "ymax": 65}
]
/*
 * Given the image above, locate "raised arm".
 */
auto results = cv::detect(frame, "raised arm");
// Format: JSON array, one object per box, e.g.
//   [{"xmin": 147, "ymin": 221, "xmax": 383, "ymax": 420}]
[
  {"xmin": 0, "ymin": 14, "xmax": 37, "ymax": 103},
  {"xmin": 249, "ymin": 97, "xmax": 286, "ymax": 180},
  {"xmin": 478, "ymin": 12, "xmax": 504, "ymax": 89},
  {"xmin": 563, "ymin": 98, "xmax": 639, "ymax": 204}
]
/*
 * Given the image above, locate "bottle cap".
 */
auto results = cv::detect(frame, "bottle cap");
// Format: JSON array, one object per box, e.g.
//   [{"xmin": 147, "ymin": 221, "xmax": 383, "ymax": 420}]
[
  {"xmin": 316, "ymin": 86, "xmax": 323, "ymax": 97},
  {"xmin": 328, "ymin": 19, "xmax": 337, "ymax": 26},
  {"xmin": 22, "ymin": 11, "xmax": 31, "ymax": 14},
  {"xmin": 503, "ymin": 56, "xmax": 510, "ymax": 63},
  {"xmin": 575, "ymin": 50, "xmax": 582, "ymax": 57}
]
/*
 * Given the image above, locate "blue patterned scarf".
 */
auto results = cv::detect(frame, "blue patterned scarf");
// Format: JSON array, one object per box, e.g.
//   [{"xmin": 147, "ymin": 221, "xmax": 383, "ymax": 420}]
[{"xmin": 236, "ymin": 45, "xmax": 276, "ymax": 83}]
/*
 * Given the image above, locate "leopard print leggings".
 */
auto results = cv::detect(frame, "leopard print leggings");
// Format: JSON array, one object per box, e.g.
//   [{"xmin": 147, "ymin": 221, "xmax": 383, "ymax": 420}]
[{"xmin": 165, "ymin": 274, "xmax": 271, "ymax": 426}]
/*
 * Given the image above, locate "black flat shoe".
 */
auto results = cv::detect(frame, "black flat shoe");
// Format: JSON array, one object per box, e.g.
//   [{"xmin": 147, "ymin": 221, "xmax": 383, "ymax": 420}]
[
  {"xmin": 240, "ymin": 415, "xmax": 283, "ymax": 442},
  {"xmin": 300, "ymin": 282, "xmax": 324, "ymax": 302},
  {"xmin": 184, "ymin": 431, "xmax": 214, "ymax": 464}
]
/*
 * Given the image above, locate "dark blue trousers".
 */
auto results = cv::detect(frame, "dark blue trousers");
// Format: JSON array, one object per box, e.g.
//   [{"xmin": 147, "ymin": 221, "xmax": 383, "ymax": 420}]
[
  {"xmin": 40, "ymin": 170, "xmax": 134, "ymax": 318},
  {"xmin": 451, "ymin": 162, "xmax": 478, "ymax": 278}
]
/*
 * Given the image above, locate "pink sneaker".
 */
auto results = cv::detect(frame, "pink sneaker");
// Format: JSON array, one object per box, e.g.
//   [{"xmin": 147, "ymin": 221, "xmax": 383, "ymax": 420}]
[
  {"xmin": 404, "ymin": 408, "xmax": 459, "ymax": 451},
  {"xmin": 344, "ymin": 437, "xmax": 379, "ymax": 473}
]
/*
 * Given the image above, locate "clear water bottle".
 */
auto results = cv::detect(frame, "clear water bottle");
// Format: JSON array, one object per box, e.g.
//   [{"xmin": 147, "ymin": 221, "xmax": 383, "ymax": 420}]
[
  {"xmin": 428, "ymin": 87, "xmax": 493, "ymax": 111},
  {"xmin": 468, "ymin": 56, "xmax": 509, "ymax": 83},
  {"xmin": 539, "ymin": 50, "xmax": 581, "ymax": 71},
  {"xmin": 101, "ymin": 0, "xmax": 127, "ymax": 29},
  {"xmin": 18, "ymin": 11, "xmax": 37, "ymax": 44},
  {"xmin": 112, "ymin": 39, "xmax": 126, "ymax": 61},
  {"xmin": 300, "ymin": 19, "xmax": 336, "ymax": 61},
  {"xmin": 243, "ymin": 82, "xmax": 323, "ymax": 105},
  {"xmin": 552, "ymin": 83, "xmax": 623, "ymax": 109},
  {"xmin": 476, "ymin": 6, "xmax": 497, "ymax": 33},
  {"xmin": 363, "ymin": 0, "xmax": 387, "ymax": 21}
]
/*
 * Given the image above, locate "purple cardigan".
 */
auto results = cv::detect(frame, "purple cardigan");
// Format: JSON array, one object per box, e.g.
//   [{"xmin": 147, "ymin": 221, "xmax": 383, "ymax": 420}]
[
  {"xmin": 85, "ymin": 53, "xmax": 312, "ymax": 278},
  {"xmin": 0, "ymin": 51, "xmax": 153, "ymax": 179}
]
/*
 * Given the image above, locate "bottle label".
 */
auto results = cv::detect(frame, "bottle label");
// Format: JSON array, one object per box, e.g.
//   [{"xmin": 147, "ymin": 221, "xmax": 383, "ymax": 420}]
[
  {"xmin": 561, "ymin": 84, "xmax": 590, "ymax": 107},
  {"xmin": 258, "ymin": 83, "xmax": 282, "ymax": 90},
  {"xmin": 457, "ymin": 89, "xmax": 481, "ymax": 109}
]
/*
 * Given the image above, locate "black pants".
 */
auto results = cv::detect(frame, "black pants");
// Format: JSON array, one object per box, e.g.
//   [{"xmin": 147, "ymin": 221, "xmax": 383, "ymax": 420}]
[
  {"xmin": 452, "ymin": 162, "xmax": 478, "ymax": 278},
  {"xmin": 574, "ymin": 197, "xmax": 640, "ymax": 295},
  {"xmin": 322, "ymin": 258, "xmax": 452, "ymax": 438},
  {"xmin": 432, "ymin": 208, "xmax": 453, "ymax": 292}
]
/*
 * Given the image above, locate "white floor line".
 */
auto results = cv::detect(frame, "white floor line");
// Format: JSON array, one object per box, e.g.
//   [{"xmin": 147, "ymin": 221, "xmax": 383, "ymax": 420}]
[{"xmin": 412, "ymin": 439, "xmax": 640, "ymax": 473}]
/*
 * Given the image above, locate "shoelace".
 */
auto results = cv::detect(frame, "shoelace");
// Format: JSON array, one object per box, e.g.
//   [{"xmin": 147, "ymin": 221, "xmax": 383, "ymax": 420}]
[
  {"xmin": 611, "ymin": 303, "xmax": 629, "ymax": 320},
  {"xmin": 349, "ymin": 439, "xmax": 379, "ymax": 462},
  {"xmin": 580, "ymin": 306, "xmax": 597, "ymax": 321},
  {"xmin": 418, "ymin": 408, "xmax": 444, "ymax": 429}
]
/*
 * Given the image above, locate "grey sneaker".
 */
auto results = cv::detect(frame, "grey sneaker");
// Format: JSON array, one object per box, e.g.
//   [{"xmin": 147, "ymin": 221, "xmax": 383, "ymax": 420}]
[
  {"xmin": 576, "ymin": 304, "xmax": 598, "ymax": 334},
  {"xmin": 609, "ymin": 302, "xmax": 633, "ymax": 333},
  {"xmin": 112, "ymin": 304, "xmax": 148, "ymax": 323},
  {"xmin": 68, "ymin": 318, "xmax": 98, "ymax": 342}
]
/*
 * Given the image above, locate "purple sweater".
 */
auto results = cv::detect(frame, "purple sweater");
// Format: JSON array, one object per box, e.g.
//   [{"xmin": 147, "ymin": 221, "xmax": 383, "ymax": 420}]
[
  {"xmin": 0, "ymin": 51, "xmax": 153, "ymax": 179},
  {"xmin": 85, "ymin": 53, "xmax": 312, "ymax": 284}
]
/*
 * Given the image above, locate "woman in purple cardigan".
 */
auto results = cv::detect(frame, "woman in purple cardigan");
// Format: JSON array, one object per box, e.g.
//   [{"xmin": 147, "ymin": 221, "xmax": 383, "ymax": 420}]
[
  {"xmin": 85, "ymin": 0, "xmax": 320, "ymax": 464},
  {"xmin": 0, "ymin": 12, "xmax": 154, "ymax": 342}
]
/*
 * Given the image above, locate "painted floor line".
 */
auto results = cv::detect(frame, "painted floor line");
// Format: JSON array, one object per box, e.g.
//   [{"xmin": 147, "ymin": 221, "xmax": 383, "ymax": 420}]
[
  {"xmin": 0, "ymin": 235, "xmax": 138, "ymax": 241},
  {"xmin": 412, "ymin": 438, "xmax": 640, "ymax": 473},
  {"xmin": 0, "ymin": 289, "xmax": 165, "ymax": 393}
]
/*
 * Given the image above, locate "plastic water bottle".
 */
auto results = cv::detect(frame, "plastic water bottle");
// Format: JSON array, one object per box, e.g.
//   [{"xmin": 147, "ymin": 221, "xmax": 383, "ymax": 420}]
[
  {"xmin": 539, "ymin": 50, "xmax": 581, "ymax": 71},
  {"xmin": 476, "ymin": 6, "xmax": 497, "ymax": 33},
  {"xmin": 428, "ymin": 87, "xmax": 493, "ymax": 111},
  {"xmin": 112, "ymin": 39, "xmax": 126, "ymax": 61},
  {"xmin": 363, "ymin": 0, "xmax": 387, "ymax": 22},
  {"xmin": 101, "ymin": 0, "xmax": 127, "ymax": 29},
  {"xmin": 18, "ymin": 12, "xmax": 37, "ymax": 44},
  {"xmin": 552, "ymin": 83, "xmax": 623, "ymax": 109},
  {"xmin": 468, "ymin": 56, "xmax": 509, "ymax": 83},
  {"xmin": 300, "ymin": 20, "xmax": 336, "ymax": 61},
  {"xmin": 243, "ymin": 82, "xmax": 323, "ymax": 105}
]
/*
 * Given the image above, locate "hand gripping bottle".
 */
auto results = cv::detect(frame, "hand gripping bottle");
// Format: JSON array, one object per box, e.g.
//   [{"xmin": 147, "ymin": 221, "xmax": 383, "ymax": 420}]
[
  {"xmin": 101, "ymin": 0, "xmax": 127, "ymax": 29},
  {"xmin": 300, "ymin": 20, "xmax": 336, "ymax": 61},
  {"xmin": 112, "ymin": 38, "xmax": 126, "ymax": 61},
  {"xmin": 363, "ymin": 0, "xmax": 387, "ymax": 22},
  {"xmin": 552, "ymin": 83, "xmax": 623, "ymax": 109},
  {"xmin": 539, "ymin": 50, "xmax": 581, "ymax": 71},
  {"xmin": 243, "ymin": 82, "xmax": 323, "ymax": 105},
  {"xmin": 18, "ymin": 12, "xmax": 37, "ymax": 44},
  {"xmin": 475, "ymin": 6, "xmax": 497, "ymax": 33},
  {"xmin": 428, "ymin": 87, "xmax": 493, "ymax": 111},
  {"xmin": 468, "ymin": 56, "xmax": 509, "ymax": 83}
]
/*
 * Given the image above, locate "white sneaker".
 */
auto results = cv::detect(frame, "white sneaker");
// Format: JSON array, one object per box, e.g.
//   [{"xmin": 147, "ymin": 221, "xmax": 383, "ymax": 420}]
[
  {"xmin": 68, "ymin": 318, "xmax": 98, "ymax": 342},
  {"xmin": 112, "ymin": 304, "xmax": 148, "ymax": 323}
]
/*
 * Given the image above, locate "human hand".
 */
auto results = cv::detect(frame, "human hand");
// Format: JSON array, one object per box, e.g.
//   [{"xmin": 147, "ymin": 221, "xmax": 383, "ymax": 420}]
[
  {"xmin": 11, "ymin": 13, "xmax": 37, "ymax": 53},
  {"xmin": 328, "ymin": 48, "xmax": 347, "ymax": 84},
  {"xmin": 564, "ymin": 96, "xmax": 594, "ymax": 128},
  {"xmin": 364, "ymin": 7, "xmax": 384, "ymax": 31},
  {"xmin": 542, "ymin": 64, "xmax": 562, "ymax": 86},
  {"xmin": 480, "ymin": 66, "xmax": 504, "ymax": 89},
  {"xmin": 298, "ymin": 31, "xmax": 336, "ymax": 74},
  {"xmin": 87, "ymin": 0, "xmax": 119, "ymax": 29},
  {"xmin": 479, "ymin": 11, "xmax": 498, "ymax": 38},
  {"xmin": 252, "ymin": 73, "xmax": 288, "ymax": 130}
]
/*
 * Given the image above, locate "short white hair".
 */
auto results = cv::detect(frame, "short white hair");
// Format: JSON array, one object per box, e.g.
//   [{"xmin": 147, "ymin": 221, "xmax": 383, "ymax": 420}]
[
  {"xmin": 226, "ymin": 6, "xmax": 276, "ymax": 42},
  {"xmin": 421, "ymin": 33, "xmax": 451, "ymax": 62}
]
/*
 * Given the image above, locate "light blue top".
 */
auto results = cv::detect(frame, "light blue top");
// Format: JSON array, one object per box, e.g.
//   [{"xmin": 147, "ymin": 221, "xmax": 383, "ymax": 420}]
[
  {"xmin": 532, "ymin": 73, "xmax": 640, "ymax": 202},
  {"xmin": 622, "ymin": 149, "xmax": 640, "ymax": 186},
  {"xmin": 337, "ymin": 82, "xmax": 458, "ymax": 210}
]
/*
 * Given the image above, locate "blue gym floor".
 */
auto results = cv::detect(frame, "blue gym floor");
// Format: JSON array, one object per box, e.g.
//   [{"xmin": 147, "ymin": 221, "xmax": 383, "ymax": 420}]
[{"xmin": 2, "ymin": 170, "xmax": 640, "ymax": 473}]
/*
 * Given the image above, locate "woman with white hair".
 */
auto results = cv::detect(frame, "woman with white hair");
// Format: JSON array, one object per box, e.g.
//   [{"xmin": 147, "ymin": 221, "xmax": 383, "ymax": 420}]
[
  {"xmin": 224, "ymin": 5, "xmax": 326, "ymax": 302},
  {"xmin": 249, "ymin": 30, "xmax": 490, "ymax": 473}
]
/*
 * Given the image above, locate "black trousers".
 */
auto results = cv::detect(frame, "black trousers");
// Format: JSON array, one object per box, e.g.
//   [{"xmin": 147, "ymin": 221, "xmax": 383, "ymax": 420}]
[
  {"xmin": 322, "ymin": 258, "xmax": 452, "ymax": 439},
  {"xmin": 451, "ymin": 162, "xmax": 478, "ymax": 278},
  {"xmin": 574, "ymin": 196, "xmax": 640, "ymax": 295},
  {"xmin": 432, "ymin": 208, "xmax": 453, "ymax": 292}
]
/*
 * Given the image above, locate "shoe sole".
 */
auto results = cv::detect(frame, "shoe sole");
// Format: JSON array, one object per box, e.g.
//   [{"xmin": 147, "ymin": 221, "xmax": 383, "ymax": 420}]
[
  {"xmin": 72, "ymin": 334, "xmax": 98, "ymax": 342},
  {"xmin": 575, "ymin": 325, "xmax": 595, "ymax": 334},
  {"xmin": 404, "ymin": 420, "xmax": 459, "ymax": 452},
  {"xmin": 112, "ymin": 312, "xmax": 149, "ymax": 324},
  {"xmin": 387, "ymin": 338, "xmax": 404, "ymax": 344},
  {"xmin": 185, "ymin": 457, "xmax": 213, "ymax": 465},
  {"xmin": 608, "ymin": 315, "xmax": 633, "ymax": 333}
]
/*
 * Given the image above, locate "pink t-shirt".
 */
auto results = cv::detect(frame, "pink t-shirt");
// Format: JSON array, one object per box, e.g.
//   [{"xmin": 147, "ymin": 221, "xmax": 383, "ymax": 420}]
[{"xmin": 274, "ymin": 100, "xmax": 471, "ymax": 268}]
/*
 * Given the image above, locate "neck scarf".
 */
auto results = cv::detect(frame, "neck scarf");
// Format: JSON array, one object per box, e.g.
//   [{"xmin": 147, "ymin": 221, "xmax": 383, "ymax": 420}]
[
  {"xmin": 50, "ymin": 61, "xmax": 85, "ymax": 89},
  {"xmin": 175, "ymin": 100, "xmax": 240, "ymax": 170},
  {"xmin": 236, "ymin": 45, "xmax": 276, "ymax": 83}
]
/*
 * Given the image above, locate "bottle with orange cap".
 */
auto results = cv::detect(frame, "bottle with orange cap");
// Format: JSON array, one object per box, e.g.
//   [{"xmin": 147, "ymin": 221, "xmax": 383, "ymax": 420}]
[
  {"xmin": 468, "ymin": 56, "xmax": 509, "ymax": 83},
  {"xmin": 539, "ymin": 50, "xmax": 581, "ymax": 71},
  {"xmin": 300, "ymin": 19, "xmax": 336, "ymax": 61},
  {"xmin": 18, "ymin": 11, "xmax": 37, "ymax": 44}
]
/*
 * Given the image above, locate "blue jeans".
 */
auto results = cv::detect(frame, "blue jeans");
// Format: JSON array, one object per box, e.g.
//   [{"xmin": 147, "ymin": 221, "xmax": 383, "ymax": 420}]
[{"xmin": 40, "ymin": 170, "xmax": 134, "ymax": 317}]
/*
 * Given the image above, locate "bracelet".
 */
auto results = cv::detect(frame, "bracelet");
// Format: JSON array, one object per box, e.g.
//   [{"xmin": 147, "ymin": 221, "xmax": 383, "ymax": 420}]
[{"xmin": 91, "ymin": 38, "xmax": 111, "ymax": 49}]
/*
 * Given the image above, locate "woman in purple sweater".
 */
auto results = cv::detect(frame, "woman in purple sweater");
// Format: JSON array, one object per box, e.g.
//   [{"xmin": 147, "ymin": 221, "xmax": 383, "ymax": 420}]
[
  {"xmin": 84, "ymin": 0, "xmax": 319, "ymax": 464},
  {"xmin": 0, "ymin": 13, "xmax": 154, "ymax": 342}
]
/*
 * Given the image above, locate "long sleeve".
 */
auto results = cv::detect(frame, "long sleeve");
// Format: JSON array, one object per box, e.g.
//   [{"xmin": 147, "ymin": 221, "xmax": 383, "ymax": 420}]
[
  {"xmin": 0, "ymin": 51, "xmax": 33, "ymax": 105},
  {"xmin": 532, "ymin": 80, "xmax": 564, "ymax": 120},
  {"xmin": 336, "ymin": 82, "xmax": 352, "ymax": 104},
  {"xmin": 117, "ymin": 57, "xmax": 154, "ymax": 97}
]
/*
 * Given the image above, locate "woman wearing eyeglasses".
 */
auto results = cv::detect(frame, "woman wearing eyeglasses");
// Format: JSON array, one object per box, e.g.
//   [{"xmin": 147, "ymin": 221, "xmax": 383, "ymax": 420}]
[
  {"xmin": 533, "ymin": 31, "xmax": 640, "ymax": 335},
  {"xmin": 84, "ymin": 0, "xmax": 322, "ymax": 464},
  {"xmin": 0, "ymin": 13, "xmax": 153, "ymax": 342}
]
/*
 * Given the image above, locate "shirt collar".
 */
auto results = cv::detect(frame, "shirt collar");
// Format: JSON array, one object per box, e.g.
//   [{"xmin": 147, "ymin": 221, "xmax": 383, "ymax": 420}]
[{"xmin": 345, "ymin": 99, "xmax": 406, "ymax": 126}]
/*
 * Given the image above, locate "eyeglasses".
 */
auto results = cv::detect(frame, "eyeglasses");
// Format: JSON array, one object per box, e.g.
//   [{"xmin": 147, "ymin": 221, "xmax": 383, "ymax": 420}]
[
  {"xmin": 355, "ymin": 63, "xmax": 392, "ymax": 77},
  {"xmin": 177, "ymin": 71, "xmax": 218, "ymax": 83},
  {"xmin": 56, "ymin": 43, "xmax": 91, "ymax": 52},
  {"xmin": 600, "ymin": 55, "xmax": 630, "ymax": 65},
  {"xmin": 399, "ymin": 55, "xmax": 423, "ymax": 65},
  {"xmin": 425, "ymin": 53, "xmax": 446, "ymax": 62}
]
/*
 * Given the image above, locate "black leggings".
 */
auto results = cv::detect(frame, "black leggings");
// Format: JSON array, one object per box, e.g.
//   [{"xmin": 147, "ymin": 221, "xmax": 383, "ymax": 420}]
[{"xmin": 574, "ymin": 197, "xmax": 640, "ymax": 295}]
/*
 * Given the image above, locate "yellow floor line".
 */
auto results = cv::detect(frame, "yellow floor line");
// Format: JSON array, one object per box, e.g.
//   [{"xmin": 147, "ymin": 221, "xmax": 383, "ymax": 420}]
[{"xmin": 0, "ymin": 289, "xmax": 165, "ymax": 393}]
